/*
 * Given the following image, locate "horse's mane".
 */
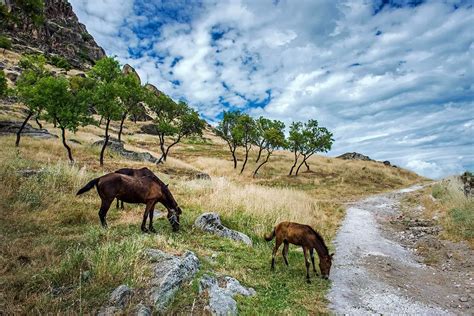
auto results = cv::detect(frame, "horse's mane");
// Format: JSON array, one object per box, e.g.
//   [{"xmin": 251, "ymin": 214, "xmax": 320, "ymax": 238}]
[
  {"xmin": 309, "ymin": 226, "xmax": 329, "ymax": 255},
  {"xmin": 142, "ymin": 169, "xmax": 178, "ymax": 208}
]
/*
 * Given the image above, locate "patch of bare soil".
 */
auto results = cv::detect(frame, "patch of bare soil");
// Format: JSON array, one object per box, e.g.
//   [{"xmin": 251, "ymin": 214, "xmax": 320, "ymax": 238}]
[{"xmin": 328, "ymin": 186, "xmax": 473, "ymax": 315}]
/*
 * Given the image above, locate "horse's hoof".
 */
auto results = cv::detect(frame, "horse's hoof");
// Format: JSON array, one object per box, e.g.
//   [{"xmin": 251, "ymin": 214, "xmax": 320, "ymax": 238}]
[
  {"xmin": 306, "ymin": 278, "xmax": 311, "ymax": 284},
  {"xmin": 141, "ymin": 227, "xmax": 149, "ymax": 233},
  {"xmin": 149, "ymin": 228, "xmax": 157, "ymax": 233}
]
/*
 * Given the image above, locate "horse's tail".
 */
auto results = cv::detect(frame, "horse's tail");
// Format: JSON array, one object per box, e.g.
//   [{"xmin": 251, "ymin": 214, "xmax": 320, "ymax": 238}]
[
  {"xmin": 76, "ymin": 178, "xmax": 99, "ymax": 195},
  {"xmin": 264, "ymin": 227, "xmax": 276, "ymax": 241}
]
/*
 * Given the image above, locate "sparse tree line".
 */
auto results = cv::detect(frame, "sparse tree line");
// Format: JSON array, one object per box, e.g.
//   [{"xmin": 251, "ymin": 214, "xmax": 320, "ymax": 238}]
[
  {"xmin": 215, "ymin": 111, "xmax": 334, "ymax": 177},
  {"xmin": 8, "ymin": 55, "xmax": 204, "ymax": 165},
  {"xmin": 2, "ymin": 53, "xmax": 333, "ymax": 176}
]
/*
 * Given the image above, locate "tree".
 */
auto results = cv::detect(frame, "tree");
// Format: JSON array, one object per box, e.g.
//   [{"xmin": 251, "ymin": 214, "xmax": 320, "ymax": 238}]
[
  {"xmin": 88, "ymin": 57, "xmax": 123, "ymax": 166},
  {"xmin": 38, "ymin": 76, "xmax": 91, "ymax": 162},
  {"xmin": 0, "ymin": 70, "xmax": 7, "ymax": 97},
  {"xmin": 287, "ymin": 121, "xmax": 304, "ymax": 176},
  {"xmin": 116, "ymin": 73, "xmax": 145, "ymax": 142},
  {"xmin": 289, "ymin": 119, "xmax": 334, "ymax": 176},
  {"xmin": 253, "ymin": 119, "xmax": 286, "ymax": 178},
  {"xmin": 215, "ymin": 111, "xmax": 242, "ymax": 169},
  {"xmin": 234, "ymin": 113, "xmax": 256, "ymax": 174},
  {"xmin": 15, "ymin": 54, "xmax": 48, "ymax": 147},
  {"xmin": 254, "ymin": 117, "xmax": 273, "ymax": 163},
  {"xmin": 148, "ymin": 93, "xmax": 204, "ymax": 163}
]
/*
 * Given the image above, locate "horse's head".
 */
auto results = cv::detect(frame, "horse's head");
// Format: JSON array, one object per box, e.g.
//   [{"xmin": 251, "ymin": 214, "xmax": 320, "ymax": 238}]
[
  {"xmin": 167, "ymin": 206, "xmax": 181, "ymax": 232},
  {"xmin": 319, "ymin": 253, "xmax": 334, "ymax": 279}
]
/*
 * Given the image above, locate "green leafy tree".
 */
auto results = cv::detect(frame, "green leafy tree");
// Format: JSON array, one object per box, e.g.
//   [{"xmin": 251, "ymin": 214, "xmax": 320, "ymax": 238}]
[
  {"xmin": 254, "ymin": 117, "xmax": 273, "ymax": 163},
  {"xmin": 15, "ymin": 54, "xmax": 48, "ymax": 146},
  {"xmin": 37, "ymin": 76, "xmax": 91, "ymax": 162},
  {"xmin": 253, "ymin": 119, "xmax": 286, "ymax": 178},
  {"xmin": 88, "ymin": 57, "xmax": 123, "ymax": 166},
  {"xmin": 289, "ymin": 119, "xmax": 334, "ymax": 176},
  {"xmin": 148, "ymin": 93, "xmax": 204, "ymax": 163},
  {"xmin": 215, "ymin": 111, "xmax": 243, "ymax": 169},
  {"xmin": 13, "ymin": 0, "xmax": 45, "ymax": 25},
  {"xmin": 234, "ymin": 113, "xmax": 256, "ymax": 174},
  {"xmin": 288, "ymin": 121, "xmax": 304, "ymax": 176},
  {"xmin": 0, "ymin": 69, "xmax": 7, "ymax": 97},
  {"xmin": 116, "ymin": 73, "xmax": 145, "ymax": 142}
]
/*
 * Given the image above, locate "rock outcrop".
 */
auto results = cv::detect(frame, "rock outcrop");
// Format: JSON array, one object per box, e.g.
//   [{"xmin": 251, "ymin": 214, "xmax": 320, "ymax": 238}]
[
  {"xmin": 337, "ymin": 152, "xmax": 373, "ymax": 161},
  {"xmin": 460, "ymin": 171, "xmax": 473, "ymax": 197},
  {"xmin": 0, "ymin": 120, "xmax": 56, "ymax": 139},
  {"xmin": 146, "ymin": 249, "xmax": 200, "ymax": 311},
  {"xmin": 92, "ymin": 139, "xmax": 159, "ymax": 163},
  {"xmin": 199, "ymin": 274, "xmax": 256, "ymax": 316},
  {"xmin": 145, "ymin": 83, "xmax": 162, "ymax": 97},
  {"xmin": 98, "ymin": 284, "xmax": 133, "ymax": 316},
  {"xmin": 194, "ymin": 213, "xmax": 253, "ymax": 246},
  {"xmin": 2, "ymin": 0, "xmax": 105, "ymax": 69},
  {"xmin": 122, "ymin": 64, "xmax": 141, "ymax": 84}
]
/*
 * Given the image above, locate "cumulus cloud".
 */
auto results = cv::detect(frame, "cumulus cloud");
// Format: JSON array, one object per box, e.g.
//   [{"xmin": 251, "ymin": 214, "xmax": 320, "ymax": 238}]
[{"xmin": 69, "ymin": 0, "xmax": 473, "ymax": 178}]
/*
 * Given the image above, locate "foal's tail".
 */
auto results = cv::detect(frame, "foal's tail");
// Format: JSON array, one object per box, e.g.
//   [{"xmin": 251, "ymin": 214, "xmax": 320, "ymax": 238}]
[
  {"xmin": 76, "ymin": 178, "xmax": 99, "ymax": 195},
  {"xmin": 264, "ymin": 227, "xmax": 276, "ymax": 241}
]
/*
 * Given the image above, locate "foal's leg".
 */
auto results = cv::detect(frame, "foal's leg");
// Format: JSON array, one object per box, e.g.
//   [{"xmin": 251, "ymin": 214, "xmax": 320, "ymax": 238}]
[
  {"xmin": 120, "ymin": 200, "xmax": 124, "ymax": 210},
  {"xmin": 303, "ymin": 247, "xmax": 311, "ymax": 283},
  {"xmin": 141, "ymin": 202, "xmax": 153, "ymax": 233},
  {"xmin": 99, "ymin": 199, "xmax": 113, "ymax": 228},
  {"xmin": 271, "ymin": 237, "xmax": 283, "ymax": 271},
  {"xmin": 282, "ymin": 241, "xmax": 289, "ymax": 266},
  {"xmin": 148, "ymin": 202, "xmax": 157, "ymax": 233},
  {"xmin": 310, "ymin": 248, "xmax": 318, "ymax": 275}
]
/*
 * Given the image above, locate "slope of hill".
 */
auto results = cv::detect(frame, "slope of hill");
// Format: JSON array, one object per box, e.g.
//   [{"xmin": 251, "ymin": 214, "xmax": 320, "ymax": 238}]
[{"xmin": 0, "ymin": 12, "xmax": 426, "ymax": 314}]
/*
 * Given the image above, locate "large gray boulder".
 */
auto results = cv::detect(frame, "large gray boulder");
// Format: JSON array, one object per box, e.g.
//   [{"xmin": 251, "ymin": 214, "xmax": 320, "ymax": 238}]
[
  {"xmin": 199, "ymin": 274, "xmax": 256, "ymax": 316},
  {"xmin": 0, "ymin": 121, "xmax": 56, "ymax": 139},
  {"xmin": 194, "ymin": 213, "xmax": 252, "ymax": 246},
  {"xmin": 98, "ymin": 284, "xmax": 133, "ymax": 315},
  {"xmin": 337, "ymin": 152, "xmax": 373, "ymax": 161},
  {"xmin": 146, "ymin": 249, "xmax": 200, "ymax": 311},
  {"xmin": 93, "ymin": 139, "xmax": 159, "ymax": 164}
]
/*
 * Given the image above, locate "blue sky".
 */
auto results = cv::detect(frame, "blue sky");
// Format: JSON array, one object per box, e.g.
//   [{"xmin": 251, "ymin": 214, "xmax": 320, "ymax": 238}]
[{"xmin": 69, "ymin": 0, "xmax": 473, "ymax": 178}]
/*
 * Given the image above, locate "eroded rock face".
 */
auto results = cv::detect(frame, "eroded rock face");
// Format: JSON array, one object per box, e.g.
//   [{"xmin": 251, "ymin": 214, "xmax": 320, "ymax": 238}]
[
  {"xmin": 460, "ymin": 172, "xmax": 473, "ymax": 197},
  {"xmin": 92, "ymin": 139, "xmax": 159, "ymax": 164},
  {"xmin": 144, "ymin": 83, "xmax": 162, "ymax": 97},
  {"xmin": 199, "ymin": 274, "xmax": 256, "ymax": 316},
  {"xmin": 194, "ymin": 213, "xmax": 252, "ymax": 246},
  {"xmin": 145, "ymin": 249, "xmax": 200, "ymax": 311},
  {"xmin": 3, "ymin": 0, "xmax": 105, "ymax": 69}
]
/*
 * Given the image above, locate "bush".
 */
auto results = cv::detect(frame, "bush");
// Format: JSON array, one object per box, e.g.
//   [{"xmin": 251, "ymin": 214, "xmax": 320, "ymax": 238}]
[
  {"xmin": 448, "ymin": 204, "xmax": 474, "ymax": 239},
  {"xmin": 0, "ymin": 35, "xmax": 12, "ymax": 50},
  {"xmin": 431, "ymin": 183, "xmax": 445, "ymax": 199},
  {"xmin": 48, "ymin": 55, "xmax": 72, "ymax": 70},
  {"xmin": 0, "ymin": 70, "xmax": 7, "ymax": 97}
]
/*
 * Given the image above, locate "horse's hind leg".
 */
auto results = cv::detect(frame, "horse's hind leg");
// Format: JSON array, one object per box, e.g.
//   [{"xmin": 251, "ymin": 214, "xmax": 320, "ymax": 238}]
[
  {"xmin": 271, "ymin": 237, "xmax": 283, "ymax": 271},
  {"xmin": 121, "ymin": 200, "xmax": 124, "ymax": 209},
  {"xmin": 99, "ymin": 199, "xmax": 112, "ymax": 228},
  {"xmin": 282, "ymin": 241, "xmax": 289, "ymax": 266},
  {"xmin": 310, "ymin": 248, "xmax": 318, "ymax": 275},
  {"xmin": 303, "ymin": 247, "xmax": 311, "ymax": 284},
  {"xmin": 141, "ymin": 202, "xmax": 153, "ymax": 233},
  {"xmin": 148, "ymin": 202, "xmax": 157, "ymax": 233}
]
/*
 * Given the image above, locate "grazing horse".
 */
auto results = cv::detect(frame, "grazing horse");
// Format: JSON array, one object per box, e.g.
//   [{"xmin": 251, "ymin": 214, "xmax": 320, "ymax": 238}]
[
  {"xmin": 265, "ymin": 221, "xmax": 333, "ymax": 283},
  {"xmin": 114, "ymin": 167, "xmax": 159, "ymax": 209},
  {"xmin": 76, "ymin": 172, "xmax": 182, "ymax": 232}
]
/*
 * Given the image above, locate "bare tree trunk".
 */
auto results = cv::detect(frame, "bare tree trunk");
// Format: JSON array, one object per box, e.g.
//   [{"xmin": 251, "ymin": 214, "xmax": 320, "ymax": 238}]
[
  {"xmin": 99, "ymin": 118, "xmax": 110, "ymax": 166},
  {"xmin": 15, "ymin": 111, "xmax": 33, "ymax": 147},
  {"xmin": 253, "ymin": 150, "xmax": 271, "ymax": 178},
  {"xmin": 240, "ymin": 143, "xmax": 251, "ymax": 174},
  {"xmin": 255, "ymin": 142, "xmax": 264, "ymax": 163},
  {"xmin": 60, "ymin": 126, "xmax": 74, "ymax": 163},
  {"xmin": 98, "ymin": 115, "xmax": 103, "ymax": 127},
  {"xmin": 304, "ymin": 160, "xmax": 310, "ymax": 171},
  {"xmin": 118, "ymin": 112, "xmax": 127, "ymax": 142},
  {"xmin": 157, "ymin": 134, "xmax": 167, "ymax": 164},
  {"xmin": 295, "ymin": 156, "xmax": 308, "ymax": 176},
  {"xmin": 289, "ymin": 150, "xmax": 299, "ymax": 175},
  {"xmin": 35, "ymin": 116, "xmax": 42, "ymax": 129}
]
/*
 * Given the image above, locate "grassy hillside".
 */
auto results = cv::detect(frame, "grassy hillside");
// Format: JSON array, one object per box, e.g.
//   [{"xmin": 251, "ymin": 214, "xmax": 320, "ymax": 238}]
[{"xmin": 0, "ymin": 50, "xmax": 424, "ymax": 314}]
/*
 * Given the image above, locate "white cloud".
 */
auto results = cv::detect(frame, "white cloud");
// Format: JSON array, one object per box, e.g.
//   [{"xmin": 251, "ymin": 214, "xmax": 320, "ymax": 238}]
[{"xmin": 69, "ymin": 0, "xmax": 473, "ymax": 178}]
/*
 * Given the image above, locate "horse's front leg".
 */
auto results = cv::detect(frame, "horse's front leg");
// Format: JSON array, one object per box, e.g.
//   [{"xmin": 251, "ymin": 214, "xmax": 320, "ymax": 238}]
[
  {"xmin": 141, "ymin": 203, "xmax": 152, "ymax": 233},
  {"xmin": 148, "ymin": 202, "xmax": 157, "ymax": 233}
]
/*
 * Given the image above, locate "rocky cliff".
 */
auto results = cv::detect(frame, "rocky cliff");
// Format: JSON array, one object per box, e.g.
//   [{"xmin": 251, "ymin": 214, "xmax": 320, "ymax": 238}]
[{"xmin": 1, "ymin": 0, "xmax": 105, "ymax": 69}]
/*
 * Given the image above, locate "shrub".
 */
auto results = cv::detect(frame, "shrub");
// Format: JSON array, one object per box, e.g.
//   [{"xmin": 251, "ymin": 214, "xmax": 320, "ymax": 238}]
[
  {"xmin": 48, "ymin": 55, "xmax": 72, "ymax": 70},
  {"xmin": 0, "ymin": 35, "xmax": 12, "ymax": 50},
  {"xmin": 448, "ymin": 204, "xmax": 474, "ymax": 239},
  {"xmin": 431, "ymin": 183, "xmax": 445, "ymax": 199},
  {"xmin": 0, "ymin": 70, "xmax": 7, "ymax": 97}
]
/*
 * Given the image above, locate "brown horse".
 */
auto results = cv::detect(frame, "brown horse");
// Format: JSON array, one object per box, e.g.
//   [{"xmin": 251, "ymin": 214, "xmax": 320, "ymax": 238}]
[
  {"xmin": 265, "ymin": 221, "xmax": 333, "ymax": 283},
  {"xmin": 114, "ymin": 167, "xmax": 160, "ymax": 209},
  {"xmin": 76, "ymin": 171, "xmax": 182, "ymax": 232}
]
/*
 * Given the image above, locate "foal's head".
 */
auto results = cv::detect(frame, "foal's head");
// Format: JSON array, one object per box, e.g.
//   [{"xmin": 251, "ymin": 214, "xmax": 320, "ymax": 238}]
[{"xmin": 319, "ymin": 253, "xmax": 334, "ymax": 279}]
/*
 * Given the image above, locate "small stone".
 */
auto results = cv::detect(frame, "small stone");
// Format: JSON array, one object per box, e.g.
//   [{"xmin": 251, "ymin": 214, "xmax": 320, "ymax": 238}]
[
  {"xmin": 194, "ymin": 213, "xmax": 252, "ymax": 246},
  {"xmin": 459, "ymin": 297, "xmax": 468, "ymax": 302}
]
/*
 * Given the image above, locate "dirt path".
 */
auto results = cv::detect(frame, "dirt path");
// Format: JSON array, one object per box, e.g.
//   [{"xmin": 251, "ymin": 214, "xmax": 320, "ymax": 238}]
[{"xmin": 327, "ymin": 186, "xmax": 472, "ymax": 315}]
